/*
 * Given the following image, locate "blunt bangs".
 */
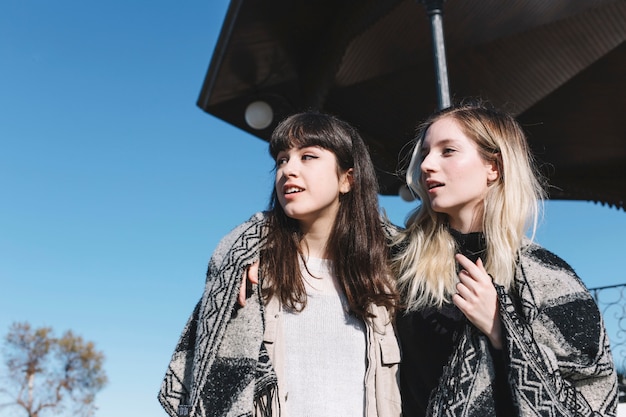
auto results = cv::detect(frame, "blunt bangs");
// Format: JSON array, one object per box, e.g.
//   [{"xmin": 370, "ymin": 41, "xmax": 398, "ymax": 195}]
[{"xmin": 269, "ymin": 113, "xmax": 354, "ymax": 170}]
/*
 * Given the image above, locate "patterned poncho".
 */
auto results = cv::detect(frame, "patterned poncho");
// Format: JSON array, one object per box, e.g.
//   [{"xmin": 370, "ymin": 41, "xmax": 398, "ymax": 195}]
[
  {"xmin": 426, "ymin": 242, "xmax": 618, "ymax": 416},
  {"xmin": 158, "ymin": 212, "xmax": 275, "ymax": 417}
]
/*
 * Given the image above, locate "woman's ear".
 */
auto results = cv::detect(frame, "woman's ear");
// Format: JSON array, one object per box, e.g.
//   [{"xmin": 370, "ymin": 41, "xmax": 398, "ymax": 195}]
[
  {"xmin": 486, "ymin": 153, "xmax": 501, "ymax": 184},
  {"xmin": 340, "ymin": 168, "xmax": 354, "ymax": 194}
]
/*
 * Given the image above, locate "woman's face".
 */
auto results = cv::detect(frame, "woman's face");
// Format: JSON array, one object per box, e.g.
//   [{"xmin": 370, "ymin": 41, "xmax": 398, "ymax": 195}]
[
  {"xmin": 274, "ymin": 145, "xmax": 351, "ymax": 232},
  {"xmin": 419, "ymin": 117, "xmax": 499, "ymax": 232}
]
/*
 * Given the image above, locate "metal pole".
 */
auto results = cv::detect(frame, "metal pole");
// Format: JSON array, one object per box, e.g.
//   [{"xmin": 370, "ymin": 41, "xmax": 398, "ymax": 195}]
[{"xmin": 420, "ymin": 0, "xmax": 450, "ymax": 110}]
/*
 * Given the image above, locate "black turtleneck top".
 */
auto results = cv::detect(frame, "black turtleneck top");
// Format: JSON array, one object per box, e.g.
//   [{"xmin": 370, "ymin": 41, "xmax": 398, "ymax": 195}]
[{"xmin": 396, "ymin": 230, "xmax": 512, "ymax": 417}]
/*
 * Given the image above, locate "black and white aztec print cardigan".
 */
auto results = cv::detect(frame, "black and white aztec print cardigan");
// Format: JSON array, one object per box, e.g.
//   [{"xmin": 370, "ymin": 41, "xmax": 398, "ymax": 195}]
[
  {"xmin": 426, "ymin": 242, "xmax": 618, "ymax": 417},
  {"xmin": 159, "ymin": 212, "xmax": 276, "ymax": 417}
]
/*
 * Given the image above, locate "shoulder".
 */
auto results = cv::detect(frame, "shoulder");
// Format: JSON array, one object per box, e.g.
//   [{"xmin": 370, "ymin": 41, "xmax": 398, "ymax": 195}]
[
  {"xmin": 517, "ymin": 240, "xmax": 590, "ymax": 299},
  {"xmin": 211, "ymin": 211, "xmax": 269, "ymax": 263},
  {"xmin": 222, "ymin": 211, "xmax": 268, "ymax": 239},
  {"xmin": 520, "ymin": 241, "xmax": 576, "ymax": 275}
]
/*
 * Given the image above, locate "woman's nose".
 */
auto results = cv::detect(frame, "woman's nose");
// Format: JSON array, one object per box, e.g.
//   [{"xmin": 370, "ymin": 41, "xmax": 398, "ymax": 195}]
[
  {"xmin": 281, "ymin": 159, "xmax": 299, "ymax": 177},
  {"xmin": 420, "ymin": 153, "xmax": 435, "ymax": 172}
]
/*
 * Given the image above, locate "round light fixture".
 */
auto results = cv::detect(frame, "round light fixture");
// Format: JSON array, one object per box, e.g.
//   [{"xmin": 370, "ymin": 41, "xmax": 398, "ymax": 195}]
[{"xmin": 244, "ymin": 100, "xmax": 273, "ymax": 130}]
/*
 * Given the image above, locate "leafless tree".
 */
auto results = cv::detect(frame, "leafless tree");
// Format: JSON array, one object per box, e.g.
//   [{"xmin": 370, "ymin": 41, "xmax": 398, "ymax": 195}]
[{"xmin": 0, "ymin": 322, "xmax": 107, "ymax": 417}]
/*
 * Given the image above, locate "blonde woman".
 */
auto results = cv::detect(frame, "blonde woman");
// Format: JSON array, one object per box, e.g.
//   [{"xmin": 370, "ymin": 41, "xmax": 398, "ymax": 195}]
[{"xmin": 393, "ymin": 101, "xmax": 618, "ymax": 416}]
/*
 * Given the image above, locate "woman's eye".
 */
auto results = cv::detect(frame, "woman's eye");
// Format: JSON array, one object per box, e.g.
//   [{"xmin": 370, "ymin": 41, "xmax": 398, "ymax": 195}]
[
  {"xmin": 302, "ymin": 154, "xmax": 317, "ymax": 161},
  {"xmin": 276, "ymin": 157, "xmax": 288, "ymax": 166},
  {"xmin": 442, "ymin": 148, "xmax": 456, "ymax": 155}
]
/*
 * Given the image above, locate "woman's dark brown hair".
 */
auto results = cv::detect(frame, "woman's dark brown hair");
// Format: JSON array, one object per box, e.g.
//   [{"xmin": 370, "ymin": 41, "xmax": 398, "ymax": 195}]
[{"xmin": 261, "ymin": 111, "xmax": 397, "ymax": 319}]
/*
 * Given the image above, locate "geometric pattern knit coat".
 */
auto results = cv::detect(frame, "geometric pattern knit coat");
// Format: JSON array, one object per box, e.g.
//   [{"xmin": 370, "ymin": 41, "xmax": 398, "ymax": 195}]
[
  {"xmin": 159, "ymin": 212, "xmax": 274, "ymax": 417},
  {"xmin": 427, "ymin": 243, "xmax": 618, "ymax": 416}
]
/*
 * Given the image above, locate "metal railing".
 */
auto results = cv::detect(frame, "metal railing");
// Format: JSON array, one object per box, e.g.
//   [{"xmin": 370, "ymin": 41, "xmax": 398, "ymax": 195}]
[
  {"xmin": 590, "ymin": 283, "xmax": 626, "ymax": 402},
  {"xmin": 591, "ymin": 284, "xmax": 626, "ymax": 372}
]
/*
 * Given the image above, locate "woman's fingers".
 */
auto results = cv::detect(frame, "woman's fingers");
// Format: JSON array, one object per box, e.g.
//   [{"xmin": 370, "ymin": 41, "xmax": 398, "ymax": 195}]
[
  {"xmin": 237, "ymin": 270, "xmax": 248, "ymax": 306},
  {"xmin": 453, "ymin": 254, "xmax": 502, "ymax": 348},
  {"xmin": 237, "ymin": 261, "xmax": 260, "ymax": 307},
  {"xmin": 248, "ymin": 262, "xmax": 259, "ymax": 285}
]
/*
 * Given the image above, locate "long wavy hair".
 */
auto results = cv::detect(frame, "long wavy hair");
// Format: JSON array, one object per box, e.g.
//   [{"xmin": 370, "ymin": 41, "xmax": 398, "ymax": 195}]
[
  {"xmin": 392, "ymin": 101, "xmax": 546, "ymax": 311},
  {"xmin": 261, "ymin": 111, "xmax": 397, "ymax": 319}
]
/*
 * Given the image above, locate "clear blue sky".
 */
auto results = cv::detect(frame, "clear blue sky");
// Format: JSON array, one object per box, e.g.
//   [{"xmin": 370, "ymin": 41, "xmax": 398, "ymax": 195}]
[{"xmin": 1, "ymin": 1, "xmax": 624, "ymax": 416}]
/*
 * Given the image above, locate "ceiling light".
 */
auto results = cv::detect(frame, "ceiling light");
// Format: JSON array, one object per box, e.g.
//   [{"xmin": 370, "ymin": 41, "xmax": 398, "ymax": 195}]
[{"xmin": 244, "ymin": 100, "xmax": 273, "ymax": 130}]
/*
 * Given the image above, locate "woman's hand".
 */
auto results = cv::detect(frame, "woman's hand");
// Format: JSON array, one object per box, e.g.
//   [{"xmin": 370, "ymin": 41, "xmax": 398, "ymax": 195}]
[
  {"xmin": 238, "ymin": 261, "xmax": 259, "ymax": 306},
  {"xmin": 452, "ymin": 254, "xmax": 503, "ymax": 349}
]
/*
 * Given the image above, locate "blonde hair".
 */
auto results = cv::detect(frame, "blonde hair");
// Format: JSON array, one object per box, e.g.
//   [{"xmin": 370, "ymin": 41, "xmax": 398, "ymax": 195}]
[{"xmin": 392, "ymin": 102, "xmax": 546, "ymax": 311}]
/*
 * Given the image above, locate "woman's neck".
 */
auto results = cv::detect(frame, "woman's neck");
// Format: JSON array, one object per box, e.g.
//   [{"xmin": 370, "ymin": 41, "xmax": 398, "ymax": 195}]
[
  {"xmin": 298, "ymin": 217, "xmax": 334, "ymax": 259},
  {"xmin": 301, "ymin": 232, "xmax": 330, "ymax": 259},
  {"xmin": 446, "ymin": 201, "xmax": 486, "ymax": 233},
  {"xmin": 448, "ymin": 212, "xmax": 484, "ymax": 233}
]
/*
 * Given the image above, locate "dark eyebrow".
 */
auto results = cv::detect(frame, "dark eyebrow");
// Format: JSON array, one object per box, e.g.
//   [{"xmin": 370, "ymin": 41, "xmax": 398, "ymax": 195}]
[{"xmin": 298, "ymin": 145, "xmax": 323, "ymax": 151}]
